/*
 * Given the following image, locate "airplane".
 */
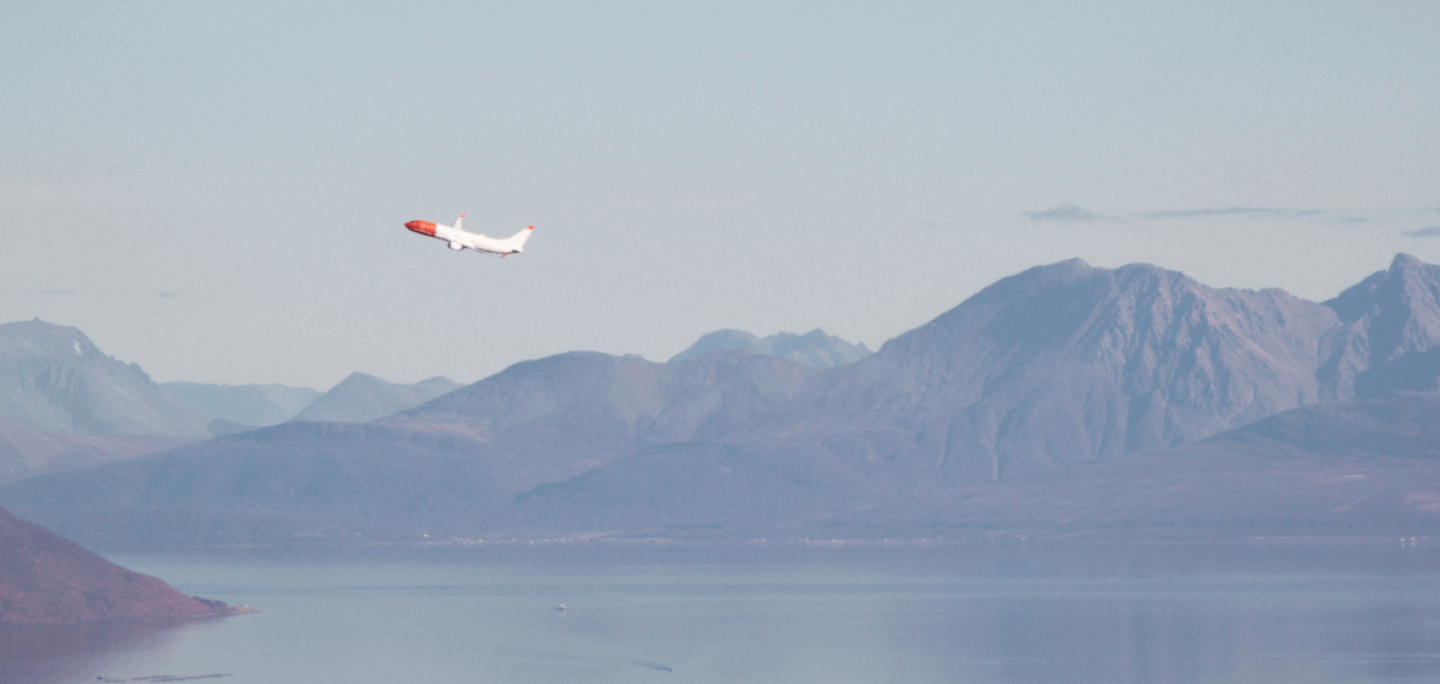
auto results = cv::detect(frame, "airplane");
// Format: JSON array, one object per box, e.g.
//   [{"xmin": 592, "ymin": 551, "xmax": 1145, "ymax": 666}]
[{"xmin": 403, "ymin": 213, "xmax": 534, "ymax": 257}]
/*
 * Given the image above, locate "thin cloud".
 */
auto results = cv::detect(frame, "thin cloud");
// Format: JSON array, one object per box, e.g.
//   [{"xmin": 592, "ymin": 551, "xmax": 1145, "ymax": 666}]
[
  {"xmin": 1137, "ymin": 207, "xmax": 1285, "ymax": 219},
  {"xmin": 158, "ymin": 291, "xmax": 180, "ymax": 298},
  {"xmin": 1024, "ymin": 204, "xmax": 1120, "ymax": 223},
  {"xmin": 1405, "ymin": 227, "xmax": 1440, "ymax": 238}
]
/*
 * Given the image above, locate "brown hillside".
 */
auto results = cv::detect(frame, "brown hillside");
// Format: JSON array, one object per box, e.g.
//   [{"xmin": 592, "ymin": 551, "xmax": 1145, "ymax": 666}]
[{"xmin": 0, "ymin": 505, "xmax": 221, "ymax": 625}]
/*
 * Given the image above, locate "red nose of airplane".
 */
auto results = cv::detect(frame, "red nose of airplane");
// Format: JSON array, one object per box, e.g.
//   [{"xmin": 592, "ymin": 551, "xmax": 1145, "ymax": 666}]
[{"xmin": 405, "ymin": 220, "xmax": 437, "ymax": 236}]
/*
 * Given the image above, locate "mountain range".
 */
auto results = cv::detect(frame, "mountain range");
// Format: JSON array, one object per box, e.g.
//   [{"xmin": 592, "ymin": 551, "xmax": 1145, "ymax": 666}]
[{"xmin": 4, "ymin": 255, "xmax": 1440, "ymax": 546}]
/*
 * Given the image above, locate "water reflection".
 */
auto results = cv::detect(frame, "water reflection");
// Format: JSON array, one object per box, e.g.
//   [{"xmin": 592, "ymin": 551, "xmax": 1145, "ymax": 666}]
[
  {"xmin": 0, "ymin": 618, "xmax": 203, "ymax": 684},
  {"xmin": 893, "ymin": 585, "xmax": 1440, "ymax": 684}
]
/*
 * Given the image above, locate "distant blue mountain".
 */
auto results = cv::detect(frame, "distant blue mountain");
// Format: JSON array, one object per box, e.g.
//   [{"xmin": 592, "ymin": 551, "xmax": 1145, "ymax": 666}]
[
  {"xmin": 290, "ymin": 373, "xmax": 460, "ymax": 423},
  {"xmin": 669, "ymin": 329, "xmax": 871, "ymax": 369},
  {"xmin": 163, "ymin": 381, "xmax": 321, "ymax": 427}
]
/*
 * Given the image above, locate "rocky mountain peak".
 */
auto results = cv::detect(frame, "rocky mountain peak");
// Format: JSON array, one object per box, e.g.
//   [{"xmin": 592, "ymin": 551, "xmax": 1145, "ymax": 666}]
[
  {"xmin": 290, "ymin": 372, "xmax": 461, "ymax": 423},
  {"xmin": 833, "ymin": 259, "xmax": 1336, "ymax": 483},
  {"xmin": 669, "ymin": 328, "xmax": 872, "ymax": 369},
  {"xmin": 0, "ymin": 320, "xmax": 215, "ymax": 438},
  {"xmin": 1319, "ymin": 253, "xmax": 1440, "ymax": 399},
  {"xmin": 0, "ymin": 319, "xmax": 97, "ymax": 359},
  {"xmin": 1392, "ymin": 252, "xmax": 1425, "ymax": 270}
]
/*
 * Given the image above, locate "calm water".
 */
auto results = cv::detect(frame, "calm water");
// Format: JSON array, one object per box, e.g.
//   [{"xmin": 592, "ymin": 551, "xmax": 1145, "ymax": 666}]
[{"xmin": 4, "ymin": 542, "xmax": 1440, "ymax": 684}]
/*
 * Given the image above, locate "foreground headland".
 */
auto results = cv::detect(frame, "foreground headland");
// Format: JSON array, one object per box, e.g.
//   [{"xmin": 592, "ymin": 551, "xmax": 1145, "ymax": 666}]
[{"xmin": 0, "ymin": 505, "xmax": 240, "ymax": 625}]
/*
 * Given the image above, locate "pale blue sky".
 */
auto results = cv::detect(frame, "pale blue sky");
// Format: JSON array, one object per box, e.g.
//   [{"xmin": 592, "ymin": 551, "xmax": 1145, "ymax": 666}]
[{"xmin": 2, "ymin": 2, "xmax": 1437, "ymax": 389}]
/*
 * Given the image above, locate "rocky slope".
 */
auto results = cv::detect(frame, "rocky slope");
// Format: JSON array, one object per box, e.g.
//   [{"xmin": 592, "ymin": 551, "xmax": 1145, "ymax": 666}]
[
  {"xmin": 0, "ymin": 505, "xmax": 223, "ymax": 624},
  {"xmin": 290, "ymin": 373, "xmax": 460, "ymax": 423},
  {"xmin": 1319, "ymin": 254, "xmax": 1440, "ymax": 399},
  {"xmin": 0, "ymin": 418, "xmax": 194, "ymax": 484},
  {"xmin": 781, "ymin": 391, "xmax": 1440, "ymax": 541},
  {"xmin": 803, "ymin": 259, "xmax": 1339, "ymax": 483},
  {"xmin": 0, "ymin": 320, "xmax": 216, "ymax": 438}
]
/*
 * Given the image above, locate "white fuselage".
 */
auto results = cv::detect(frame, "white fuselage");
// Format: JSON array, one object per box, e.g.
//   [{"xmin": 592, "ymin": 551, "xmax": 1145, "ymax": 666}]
[{"xmin": 404, "ymin": 214, "xmax": 533, "ymax": 256}]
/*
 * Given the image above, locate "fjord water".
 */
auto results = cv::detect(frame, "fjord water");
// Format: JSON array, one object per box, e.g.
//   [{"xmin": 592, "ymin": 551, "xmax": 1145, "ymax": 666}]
[{"xmin": 6, "ymin": 543, "xmax": 1440, "ymax": 684}]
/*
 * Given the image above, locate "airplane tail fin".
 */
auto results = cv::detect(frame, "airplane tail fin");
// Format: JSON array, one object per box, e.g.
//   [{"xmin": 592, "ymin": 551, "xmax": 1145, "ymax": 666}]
[{"xmin": 505, "ymin": 225, "xmax": 535, "ymax": 250}]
